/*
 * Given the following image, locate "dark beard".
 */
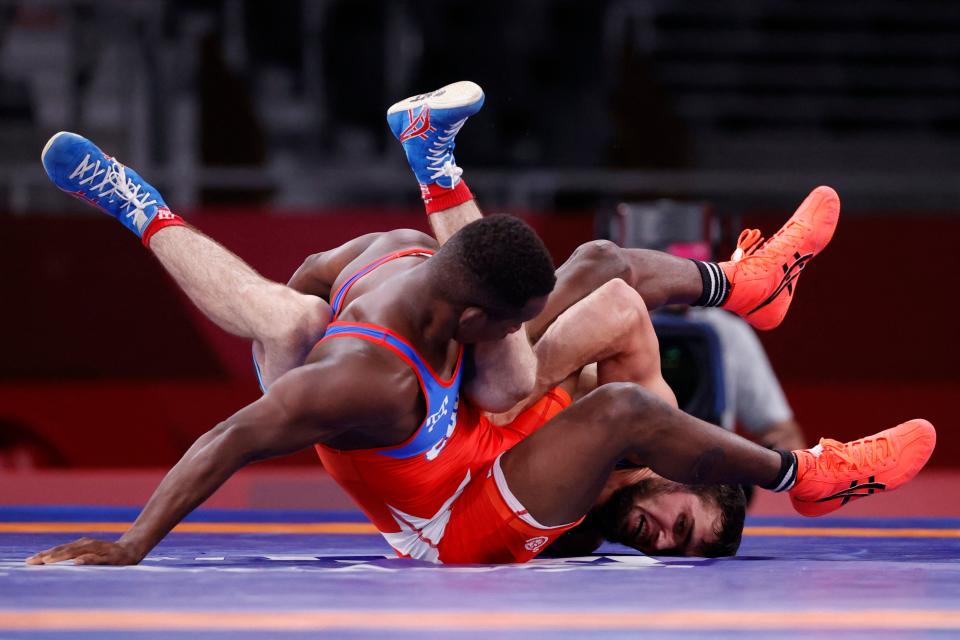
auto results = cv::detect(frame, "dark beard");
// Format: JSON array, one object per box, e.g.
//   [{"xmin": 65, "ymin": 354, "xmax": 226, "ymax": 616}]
[{"xmin": 593, "ymin": 477, "xmax": 676, "ymax": 545}]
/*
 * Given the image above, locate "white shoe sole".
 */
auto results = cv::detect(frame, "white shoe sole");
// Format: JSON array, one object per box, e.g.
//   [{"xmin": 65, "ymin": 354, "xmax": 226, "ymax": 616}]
[
  {"xmin": 41, "ymin": 130, "xmax": 72, "ymax": 164},
  {"xmin": 386, "ymin": 81, "xmax": 483, "ymax": 115}
]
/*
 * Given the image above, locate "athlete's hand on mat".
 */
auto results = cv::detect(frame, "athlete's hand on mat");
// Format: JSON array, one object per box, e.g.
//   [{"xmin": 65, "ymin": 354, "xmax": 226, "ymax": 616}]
[{"xmin": 26, "ymin": 537, "xmax": 141, "ymax": 566}]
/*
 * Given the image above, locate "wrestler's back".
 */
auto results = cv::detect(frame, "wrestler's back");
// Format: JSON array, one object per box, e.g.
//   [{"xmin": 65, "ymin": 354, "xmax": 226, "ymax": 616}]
[
  {"xmin": 302, "ymin": 228, "xmax": 453, "ymax": 452},
  {"xmin": 329, "ymin": 229, "xmax": 439, "ymax": 309}
]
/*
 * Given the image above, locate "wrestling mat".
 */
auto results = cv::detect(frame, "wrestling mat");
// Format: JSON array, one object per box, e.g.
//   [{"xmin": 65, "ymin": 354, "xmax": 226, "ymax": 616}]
[{"xmin": 2, "ymin": 506, "xmax": 959, "ymax": 639}]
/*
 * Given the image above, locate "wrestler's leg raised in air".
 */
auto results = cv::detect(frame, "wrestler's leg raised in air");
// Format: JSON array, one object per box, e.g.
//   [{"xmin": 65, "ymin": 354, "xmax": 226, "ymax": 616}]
[
  {"xmin": 151, "ymin": 228, "xmax": 330, "ymax": 385},
  {"xmin": 387, "ymin": 81, "xmax": 537, "ymax": 410},
  {"xmin": 41, "ymin": 132, "xmax": 330, "ymax": 387},
  {"xmin": 527, "ymin": 186, "xmax": 841, "ymax": 340},
  {"xmin": 42, "ymin": 83, "xmax": 525, "ymax": 399},
  {"xmin": 500, "ymin": 383, "xmax": 783, "ymax": 528},
  {"xmin": 499, "ymin": 269, "xmax": 935, "ymax": 527}
]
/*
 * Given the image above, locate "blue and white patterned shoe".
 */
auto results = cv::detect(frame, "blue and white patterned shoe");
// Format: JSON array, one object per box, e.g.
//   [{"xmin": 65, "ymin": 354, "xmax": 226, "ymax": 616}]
[
  {"xmin": 386, "ymin": 81, "xmax": 484, "ymax": 189},
  {"xmin": 41, "ymin": 131, "xmax": 169, "ymax": 238}
]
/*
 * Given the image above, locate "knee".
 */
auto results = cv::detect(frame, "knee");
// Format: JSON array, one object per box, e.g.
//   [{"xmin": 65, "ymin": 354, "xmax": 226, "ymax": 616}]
[
  {"xmin": 594, "ymin": 279, "xmax": 647, "ymax": 326},
  {"xmin": 588, "ymin": 382, "xmax": 669, "ymax": 428},
  {"xmin": 568, "ymin": 240, "xmax": 631, "ymax": 282},
  {"xmin": 590, "ymin": 382, "xmax": 663, "ymax": 424},
  {"xmin": 264, "ymin": 287, "xmax": 331, "ymax": 349},
  {"xmin": 604, "ymin": 280, "xmax": 659, "ymax": 354}
]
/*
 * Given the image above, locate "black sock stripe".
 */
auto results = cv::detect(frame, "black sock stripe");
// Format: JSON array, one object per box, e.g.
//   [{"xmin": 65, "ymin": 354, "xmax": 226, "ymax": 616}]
[
  {"xmin": 706, "ymin": 262, "xmax": 717, "ymax": 305},
  {"xmin": 721, "ymin": 264, "xmax": 730, "ymax": 304},
  {"xmin": 713, "ymin": 263, "xmax": 727, "ymax": 305},
  {"xmin": 764, "ymin": 449, "xmax": 798, "ymax": 492},
  {"xmin": 690, "ymin": 260, "xmax": 708, "ymax": 307},
  {"xmin": 709, "ymin": 262, "xmax": 725, "ymax": 306},
  {"xmin": 704, "ymin": 262, "xmax": 720, "ymax": 307},
  {"xmin": 691, "ymin": 260, "xmax": 730, "ymax": 308}
]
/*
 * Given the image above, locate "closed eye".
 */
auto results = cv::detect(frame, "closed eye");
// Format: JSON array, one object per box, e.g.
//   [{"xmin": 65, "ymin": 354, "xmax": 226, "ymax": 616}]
[{"xmin": 674, "ymin": 514, "xmax": 686, "ymax": 539}]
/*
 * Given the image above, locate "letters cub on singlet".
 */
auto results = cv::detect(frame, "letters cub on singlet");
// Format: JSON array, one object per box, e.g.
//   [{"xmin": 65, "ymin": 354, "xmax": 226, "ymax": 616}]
[{"xmin": 425, "ymin": 396, "xmax": 458, "ymax": 461}]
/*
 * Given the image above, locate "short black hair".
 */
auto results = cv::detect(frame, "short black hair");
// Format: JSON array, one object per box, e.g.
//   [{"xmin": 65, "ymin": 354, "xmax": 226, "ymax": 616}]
[
  {"xmin": 690, "ymin": 484, "xmax": 746, "ymax": 557},
  {"xmin": 433, "ymin": 214, "xmax": 556, "ymax": 311}
]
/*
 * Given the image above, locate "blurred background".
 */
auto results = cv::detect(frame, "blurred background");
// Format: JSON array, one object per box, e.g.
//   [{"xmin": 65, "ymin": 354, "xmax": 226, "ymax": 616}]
[{"xmin": 1, "ymin": 0, "xmax": 957, "ymax": 512}]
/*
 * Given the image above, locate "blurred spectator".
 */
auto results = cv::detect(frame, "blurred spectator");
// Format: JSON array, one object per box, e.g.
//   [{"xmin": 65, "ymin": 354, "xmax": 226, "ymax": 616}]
[
  {"xmin": 651, "ymin": 234, "xmax": 807, "ymax": 452},
  {"xmin": 677, "ymin": 307, "xmax": 806, "ymax": 452}
]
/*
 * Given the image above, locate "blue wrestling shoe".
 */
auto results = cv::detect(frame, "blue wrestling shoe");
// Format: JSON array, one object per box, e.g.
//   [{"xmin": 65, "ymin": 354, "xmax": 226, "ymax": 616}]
[
  {"xmin": 41, "ymin": 131, "xmax": 170, "ymax": 239},
  {"xmin": 386, "ymin": 81, "xmax": 484, "ymax": 188}
]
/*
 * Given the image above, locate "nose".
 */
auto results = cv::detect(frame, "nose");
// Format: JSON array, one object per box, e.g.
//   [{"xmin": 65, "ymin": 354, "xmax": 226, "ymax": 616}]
[{"xmin": 653, "ymin": 528, "xmax": 675, "ymax": 551}]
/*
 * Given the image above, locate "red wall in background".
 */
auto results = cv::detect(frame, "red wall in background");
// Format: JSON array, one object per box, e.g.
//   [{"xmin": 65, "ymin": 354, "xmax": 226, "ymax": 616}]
[
  {"xmin": 1, "ymin": 211, "xmax": 956, "ymax": 467},
  {"xmin": 742, "ymin": 213, "xmax": 959, "ymax": 467}
]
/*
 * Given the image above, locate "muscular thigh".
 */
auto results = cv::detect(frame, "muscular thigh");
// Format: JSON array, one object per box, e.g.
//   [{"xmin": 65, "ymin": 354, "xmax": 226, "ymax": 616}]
[{"xmin": 498, "ymin": 384, "xmax": 640, "ymax": 526}]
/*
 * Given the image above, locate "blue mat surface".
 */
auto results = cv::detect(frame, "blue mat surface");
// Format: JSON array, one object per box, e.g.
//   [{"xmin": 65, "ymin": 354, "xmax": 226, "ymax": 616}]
[{"xmin": 1, "ymin": 506, "xmax": 958, "ymax": 638}]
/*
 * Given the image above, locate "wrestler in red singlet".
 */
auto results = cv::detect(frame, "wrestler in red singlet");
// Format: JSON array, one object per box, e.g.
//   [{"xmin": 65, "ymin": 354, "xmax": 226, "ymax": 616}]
[{"xmin": 315, "ymin": 250, "xmax": 581, "ymax": 563}]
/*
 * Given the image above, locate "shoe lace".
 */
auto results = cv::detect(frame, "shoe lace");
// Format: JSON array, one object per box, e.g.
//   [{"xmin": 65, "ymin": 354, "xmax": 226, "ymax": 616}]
[
  {"xmin": 69, "ymin": 153, "xmax": 108, "ymax": 191},
  {"xmin": 812, "ymin": 436, "xmax": 891, "ymax": 475},
  {"xmin": 426, "ymin": 117, "xmax": 467, "ymax": 184},
  {"xmin": 70, "ymin": 154, "xmax": 157, "ymax": 224},
  {"xmin": 728, "ymin": 218, "xmax": 808, "ymax": 276}
]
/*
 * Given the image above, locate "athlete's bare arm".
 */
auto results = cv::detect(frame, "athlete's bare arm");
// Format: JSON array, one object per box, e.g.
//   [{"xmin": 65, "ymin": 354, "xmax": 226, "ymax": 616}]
[
  {"xmin": 534, "ymin": 280, "xmax": 675, "ymax": 407},
  {"xmin": 491, "ymin": 279, "xmax": 676, "ymax": 426},
  {"xmin": 26, "ymin": 350, "xmax": 419, "ymax": 566}
]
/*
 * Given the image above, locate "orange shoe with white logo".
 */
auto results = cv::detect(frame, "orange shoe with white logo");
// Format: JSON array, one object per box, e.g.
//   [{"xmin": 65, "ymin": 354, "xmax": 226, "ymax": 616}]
[
  {"xmin": 720, "ymin": 186, "xmax": 840, "ymax": 330},
  {"xmin": 789, "ymin": 419, "xmax": 937, "ymax": 517}
]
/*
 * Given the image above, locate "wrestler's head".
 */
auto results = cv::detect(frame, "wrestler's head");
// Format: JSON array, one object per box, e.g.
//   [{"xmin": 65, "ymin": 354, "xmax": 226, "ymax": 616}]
[
  {"xmin": 431, "ymin": 214, "xmax": 556, "ymax": 343},
  {"xmin": 595, "ymin": 475, "xmax": 746, "ymax": 557}
]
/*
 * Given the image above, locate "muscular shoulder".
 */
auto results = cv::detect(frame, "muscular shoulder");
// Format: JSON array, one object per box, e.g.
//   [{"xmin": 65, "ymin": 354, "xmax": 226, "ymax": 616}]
[
  {"xmin": 376, "ymin": 228, "xmax": 437, "ymax": 249},
  {"xmin": 303, "ymin": 336, "xmax": 423, "ymax": 414},
  {"xmin": 288, "ymin": 230, "xmax": 437, "ymax": 298},
  {"xmin": 347, "ymin": 229, "xmax": 437, "ymax": 267}
]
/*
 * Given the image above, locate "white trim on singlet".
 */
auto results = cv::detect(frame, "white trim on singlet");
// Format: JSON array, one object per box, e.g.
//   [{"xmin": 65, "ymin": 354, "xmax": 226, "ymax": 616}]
[
  {"xmin": 491, "ymin": 453, "xmax": 578, "ymax": 531},
  {"xmin": 381, "ymin": 470, "xmax": 472, "ymax": 562}
]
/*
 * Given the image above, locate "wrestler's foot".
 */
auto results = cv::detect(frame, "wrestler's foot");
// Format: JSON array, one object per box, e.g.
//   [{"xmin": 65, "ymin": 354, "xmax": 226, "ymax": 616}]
[
  {"xmin": 789, "ymin": 419, "xmax": 936, "ymax": 517},
  {"xmin": 386, "ymin": 81, "xmax": 484, "ymax": 189},
  {"xmin": 719, "ymin": 186, "xmax": 840, "ymax": 330},
  {"xmin": 41, "ymin": 131, "xmax": 171, "ymax": 239}
]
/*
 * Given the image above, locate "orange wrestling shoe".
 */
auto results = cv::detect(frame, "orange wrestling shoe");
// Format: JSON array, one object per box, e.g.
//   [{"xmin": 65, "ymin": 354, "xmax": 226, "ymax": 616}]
[
  {"xmin": 789, "ymin": 419, "xmax": 937, "ymax": 517},
  {"xmin": 720, "ymin": 186, "xmax": 840, "ymax": 330}
]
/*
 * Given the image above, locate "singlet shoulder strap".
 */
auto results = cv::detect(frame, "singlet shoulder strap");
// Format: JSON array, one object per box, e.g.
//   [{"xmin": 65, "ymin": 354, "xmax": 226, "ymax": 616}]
[
  {"xmin": 318, "ymin": 321, "xmax": 464, "ymax": 459},
  {"xmin": 330, "ymin": 248, "xmax": 435, "ymax": 320},
  {"xmin": 319, "ymin": 321, "xmax": 461, "ymax": 387}
]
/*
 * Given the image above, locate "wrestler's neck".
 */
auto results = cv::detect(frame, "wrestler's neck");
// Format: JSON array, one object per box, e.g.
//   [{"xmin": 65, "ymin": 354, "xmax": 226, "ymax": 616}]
[{"xmin": 359, "ymin": 269, "xmax": 465, "ymax": 351}]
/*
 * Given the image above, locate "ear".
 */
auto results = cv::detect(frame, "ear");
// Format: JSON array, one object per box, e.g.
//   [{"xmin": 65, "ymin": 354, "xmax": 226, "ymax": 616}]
[{"xmin": 457, "ymin": 306, "xmax": 488, "ymax": 336}]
